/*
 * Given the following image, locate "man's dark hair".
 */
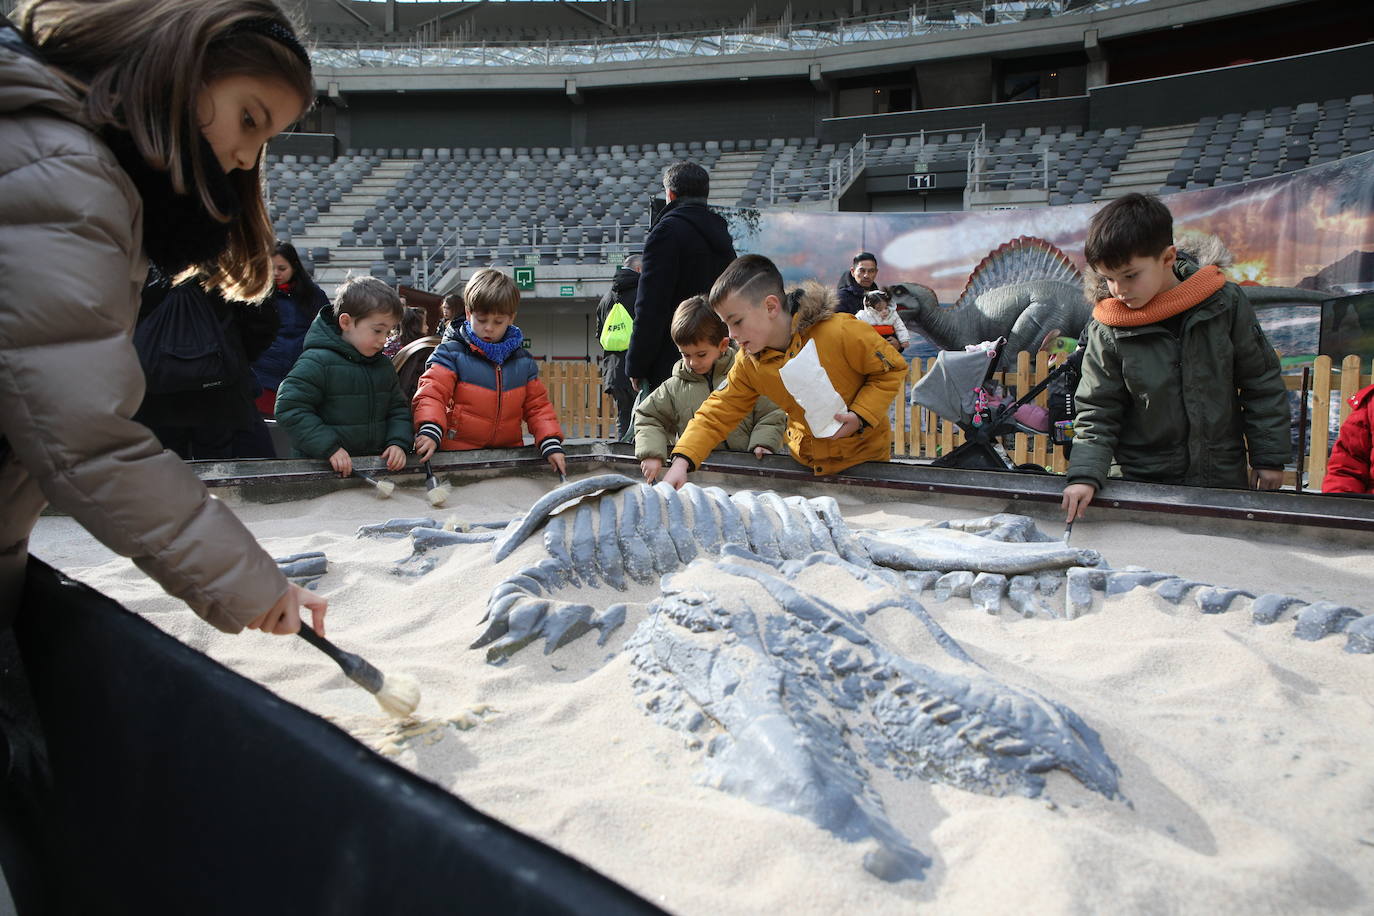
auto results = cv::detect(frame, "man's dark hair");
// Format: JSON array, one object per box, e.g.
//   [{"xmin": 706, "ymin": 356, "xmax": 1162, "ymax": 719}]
[
  {"xmin": 663, "ymin": 160, "xmax": 710, "ymax": 199},
  {"xmin": 708, "ymin": 254, "xmax": 784, "ymax": 310},
  {"xmin": 1083, "ymin": 193, "xmax": 1174, "ymax": 270},
  {"xmin": 852, "ymin": 251, "xmax": 877, "ymax": 266}
]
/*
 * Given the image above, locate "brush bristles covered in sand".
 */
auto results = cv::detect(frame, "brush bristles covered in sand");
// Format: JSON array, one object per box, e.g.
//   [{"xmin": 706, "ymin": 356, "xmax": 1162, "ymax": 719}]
[
  {"xmin": 426, "ymin": 483, "xmax": 451, "ymax": 507},
  {"xmin": 373, "ymin": 478, "xmax": 396, "ymax": 499},
  {"xmin": 375, "ymin": 672, "xmax": 422, "ymax": 718}
]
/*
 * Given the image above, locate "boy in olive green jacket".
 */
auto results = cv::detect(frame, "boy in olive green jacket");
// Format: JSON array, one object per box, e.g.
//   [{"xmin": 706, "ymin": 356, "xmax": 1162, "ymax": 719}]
[
  {"xmin": 635, "ymin": 296, "xmax": 786, "ymax": 482},
  {"xmin": 1062, "ymin": 194, "xmax": 1290, "ymax": 522}
]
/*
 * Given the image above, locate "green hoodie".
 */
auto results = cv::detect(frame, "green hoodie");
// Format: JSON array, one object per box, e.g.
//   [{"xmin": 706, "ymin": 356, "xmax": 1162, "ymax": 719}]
[
  {"xmin": 275, "ymin": 306, "xmax": 414, "ymax": 459},
  {"xmin": 1067, "ymin": 257, "xmax": 1291, "ymax": 490},
  {"xmin": 634, "ymin": 343, "xmax": 786, "ymax": 461}
]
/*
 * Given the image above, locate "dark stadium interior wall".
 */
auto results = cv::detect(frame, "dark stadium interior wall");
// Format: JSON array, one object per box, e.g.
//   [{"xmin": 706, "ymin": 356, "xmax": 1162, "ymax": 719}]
[
  {"xmin": 819, "ymin": 97, "xmax": 1091, "ymax": 146},
  {"xmin": 1088, "ymin": 41, "xmax": 1374, "ymax": 131},
  {"xmin": 582, "ymin": 80, "xmax": 823, "ymax": 146},
  {"xmin": 341, "ymin": 93, "xmax": 574, "ymax": 151},
  {"xmin": 1102, "ymin": 0, "xmax": 1373, "ymax": 84}
]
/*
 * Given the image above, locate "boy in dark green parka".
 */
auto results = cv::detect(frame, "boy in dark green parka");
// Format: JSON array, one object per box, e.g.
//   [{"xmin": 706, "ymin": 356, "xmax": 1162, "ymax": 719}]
[
  {"xmin": 275, "ymin": 276, "xmax": 414, "ymax": 476},
  {"xmin": 1062, "ymin": 194, "xmax": 1291, "ymax": 523}
]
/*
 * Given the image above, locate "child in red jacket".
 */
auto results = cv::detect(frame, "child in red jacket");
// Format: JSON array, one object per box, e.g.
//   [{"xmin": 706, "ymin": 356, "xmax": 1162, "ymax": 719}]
[
  {"xmin": 412, "ymin": 269, "xmax": 566, "ymax": 477},
  {"xmin": 1322, "ymin": 383, "xmax": 1374, "ymax": 494}
]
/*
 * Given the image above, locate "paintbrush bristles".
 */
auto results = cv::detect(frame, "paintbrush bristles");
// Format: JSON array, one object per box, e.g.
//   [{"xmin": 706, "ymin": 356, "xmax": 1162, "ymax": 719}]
[
  {"xmin": 426, "ymin": 484, "xmax": 450, "ymax": 507},
  {"xmin": 375, "ymin": 672, "xmax": 421, "ymax": 718}
]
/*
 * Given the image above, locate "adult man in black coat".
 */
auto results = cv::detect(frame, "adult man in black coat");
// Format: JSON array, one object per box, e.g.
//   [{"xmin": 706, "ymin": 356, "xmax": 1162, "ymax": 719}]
[
  {"xmin": 595, "ymin": 254, "xmax": 641, "ymax": 439},
  {"xmin": 625, "ymin": 161, "xmax": 736, "ymax": 394},
  {"xmin": 835, "ymin": 250, "xmax": 879, "ymax": 315}
]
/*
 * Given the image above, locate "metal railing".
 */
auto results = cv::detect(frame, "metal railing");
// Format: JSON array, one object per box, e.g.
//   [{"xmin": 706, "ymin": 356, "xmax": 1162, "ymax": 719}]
[
  {"xmin": 408, "ymin": 220, "xmax": 651, "ymax": 287},
  {"xmin": 309, "ymin": 1, "xmax": 1150, "ymax": 69},
  {"xmin": 768, "ymin": 127, "xmax": 990, "ymax": 205},
  {"xmin": 965, "ymin": 132, "xmax": 1051, "ymax": 203}
]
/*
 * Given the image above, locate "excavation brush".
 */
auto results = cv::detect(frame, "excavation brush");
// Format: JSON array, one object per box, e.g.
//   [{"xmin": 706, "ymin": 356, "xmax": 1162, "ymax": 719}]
[{"xmin": 296, "ymin": 623, "xmax": 420, "ymax": 718}]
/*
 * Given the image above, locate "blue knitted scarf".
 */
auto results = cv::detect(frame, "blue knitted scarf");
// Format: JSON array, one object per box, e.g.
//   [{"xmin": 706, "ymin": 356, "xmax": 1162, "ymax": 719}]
[{"xmin": 463, "ymin": 321, "xmax": 525, "ymax": 364}]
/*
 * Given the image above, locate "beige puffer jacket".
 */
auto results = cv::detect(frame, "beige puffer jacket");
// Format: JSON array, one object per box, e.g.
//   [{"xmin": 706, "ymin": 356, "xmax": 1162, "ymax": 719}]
[{"xmin": 0, "ymin": 33, "xmax": 287, "ymax": 631}]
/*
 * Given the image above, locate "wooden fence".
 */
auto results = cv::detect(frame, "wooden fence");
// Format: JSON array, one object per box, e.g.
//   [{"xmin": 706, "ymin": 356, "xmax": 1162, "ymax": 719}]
[{"xmin": 540, "ymin": 354, "xmax": 1374, "ymax": 489}]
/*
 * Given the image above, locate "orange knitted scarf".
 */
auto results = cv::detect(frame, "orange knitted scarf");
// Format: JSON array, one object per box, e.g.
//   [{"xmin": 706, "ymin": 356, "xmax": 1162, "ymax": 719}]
[{"xmin": 1092, "ymin": 265, "xmax": 1225, "ymax": 328}]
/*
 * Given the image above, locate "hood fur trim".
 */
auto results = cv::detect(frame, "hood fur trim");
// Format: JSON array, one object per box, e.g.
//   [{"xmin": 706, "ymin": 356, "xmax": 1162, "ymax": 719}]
[{"xmin": 789, "ymin": 280, "xmax": 836, "ymax": 336}]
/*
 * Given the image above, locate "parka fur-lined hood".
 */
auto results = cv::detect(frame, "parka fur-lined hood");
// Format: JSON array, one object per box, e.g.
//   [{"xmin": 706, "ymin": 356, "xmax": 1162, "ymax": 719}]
[
  {"xmin": 788, "ymin": 280, "xmax": 837, "ymax": 337},
  {"xmin": 1083, "ymin": 231, "xmax": 1235, "ymax": 304}
]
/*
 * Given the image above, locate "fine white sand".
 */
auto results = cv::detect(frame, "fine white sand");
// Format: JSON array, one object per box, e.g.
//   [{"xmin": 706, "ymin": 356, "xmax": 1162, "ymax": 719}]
[{"xmin": 28, "ymin": 472, "xmax": 1374, "ymax": 914}]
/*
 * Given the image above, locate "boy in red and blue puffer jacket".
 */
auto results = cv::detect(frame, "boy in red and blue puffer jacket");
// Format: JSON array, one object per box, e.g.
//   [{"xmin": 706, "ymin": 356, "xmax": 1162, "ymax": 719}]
[
  {"xmin": 1322, "ymin": 383, "xmax": 1374, "ymax": 494},
  {"xmin": 412, "ymin": 268, "xmax": 566, "ymax": 477}
]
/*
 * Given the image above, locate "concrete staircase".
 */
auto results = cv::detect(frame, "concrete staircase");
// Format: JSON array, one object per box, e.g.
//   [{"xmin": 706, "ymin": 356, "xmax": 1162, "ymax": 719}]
[
  {"xmin": 708, "ymin": 151, "xmax": 764, "ymax": 207},
  {"xmin": 287, "ymin": 159, "xmax": 420, "ymax": 286},
  {"xmin": 1097, "ymin": 125, "xmax": 1193, "ymax": 200}
]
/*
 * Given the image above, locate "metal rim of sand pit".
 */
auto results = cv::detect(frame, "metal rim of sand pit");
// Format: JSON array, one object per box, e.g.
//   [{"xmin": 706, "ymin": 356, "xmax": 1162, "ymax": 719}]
[{"xmin": 186, "ymin": 442, "xmax": 1374, "ymax": 536}]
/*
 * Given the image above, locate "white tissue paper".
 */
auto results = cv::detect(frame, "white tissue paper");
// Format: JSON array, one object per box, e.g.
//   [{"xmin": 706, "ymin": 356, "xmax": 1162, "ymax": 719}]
[{"xmin": 778, "ymin": 339, "xmax": 846, "ymax": 439}]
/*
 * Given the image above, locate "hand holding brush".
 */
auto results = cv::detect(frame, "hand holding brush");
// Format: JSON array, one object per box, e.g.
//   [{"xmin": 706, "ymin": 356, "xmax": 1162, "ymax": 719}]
[{"xmin": 296, "ymin": 623, "xmax": 420, "ymax": 718}]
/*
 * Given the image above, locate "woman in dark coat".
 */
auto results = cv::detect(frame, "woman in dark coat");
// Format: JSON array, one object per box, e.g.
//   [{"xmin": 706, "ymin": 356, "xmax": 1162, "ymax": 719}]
[
  {"xmin": 252, "ymin": 240, "xmax": 329, "ymax": 415},
  {"xmin": 134, "ymin": 268, "xmax": 280, "ymax": 458}
]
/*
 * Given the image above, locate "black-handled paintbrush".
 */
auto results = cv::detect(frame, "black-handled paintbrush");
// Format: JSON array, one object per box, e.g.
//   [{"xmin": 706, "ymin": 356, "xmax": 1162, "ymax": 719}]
[
  {"xmin": 296, "ymin": 623, "xmax": 419, "ymax": 718},
  {"xmin": 422, "ymin": 461, "xmax": 451, "ymax": 507}
]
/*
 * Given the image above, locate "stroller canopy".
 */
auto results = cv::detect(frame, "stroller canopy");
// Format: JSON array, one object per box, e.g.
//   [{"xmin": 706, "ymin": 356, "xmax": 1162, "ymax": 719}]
[{"xmin": 910, "ymin": 345, "xmax": 998, "ymax": 423}]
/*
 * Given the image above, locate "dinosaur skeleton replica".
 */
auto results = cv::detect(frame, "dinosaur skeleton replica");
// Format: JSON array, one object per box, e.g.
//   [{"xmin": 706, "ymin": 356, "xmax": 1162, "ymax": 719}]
[{"xmin": 336, "ymin": 475, "xmax": 1371, "ymax": 883}]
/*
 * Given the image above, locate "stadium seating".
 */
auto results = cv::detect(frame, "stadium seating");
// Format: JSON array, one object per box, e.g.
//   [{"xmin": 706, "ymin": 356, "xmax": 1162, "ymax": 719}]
[{"xmin": 264, "ymin": 92, "xmax": 1374, "ymax": 279}]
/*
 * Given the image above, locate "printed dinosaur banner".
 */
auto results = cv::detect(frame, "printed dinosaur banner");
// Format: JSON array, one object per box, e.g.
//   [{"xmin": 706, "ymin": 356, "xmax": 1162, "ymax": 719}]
[{"xmin": 724, "ymin": 150, "xmax": 1374, "ymax": 362}]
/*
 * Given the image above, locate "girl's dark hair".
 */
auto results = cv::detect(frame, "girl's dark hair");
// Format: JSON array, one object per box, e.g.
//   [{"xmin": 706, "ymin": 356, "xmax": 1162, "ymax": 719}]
[
  {"xmin": 273, "ymin": 239, "xmax": 315, "ymax": 298},
  {"xmin": 19, "ymin": 0, "xmax": 314, "ymax": 301},
  {"xmin": 708, "ymin": 254, "xmax": 786, "ymax": 311},
  {"xmin": 396, "ymin": 306, "xmax": 426, "ymax": 346}
]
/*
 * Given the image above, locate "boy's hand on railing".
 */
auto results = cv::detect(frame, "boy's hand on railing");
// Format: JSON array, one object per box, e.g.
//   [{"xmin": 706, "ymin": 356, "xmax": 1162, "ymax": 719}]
[
  {"xmin": 829, "ymin": 411, "xmax": 863, "ymax": 439},
  {"xmin": 413, "ymin": 435, "xmax": 437, "ymax": 461},
  {"xmin": 640, "ymin": 456, "xmax": 663, "ymax": 482},
  {"xmin": 382, "ymin": 445, "xmax": 407, "ymax": 471},
  {"xmin": 548, "ymin": 451, "xmax": 567, "ymax": 478},
  {"xmin": 753, "ymin": 446, "xmax": 772, "ymax": 460},
  {"xmin": 329, "ymin": 447, "xmax": 353, "ymax": 477},
  {"xmin": 1061, "ymin": 483, "xmax": 1096, "ymax": 523},
  {"xmin": 1250, "ymin": 468, "xmax": 1284, "ymax": 490}
]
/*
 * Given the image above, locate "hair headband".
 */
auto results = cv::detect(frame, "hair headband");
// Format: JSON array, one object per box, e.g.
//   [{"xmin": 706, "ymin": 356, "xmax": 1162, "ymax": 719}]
[{"xmin": 233, "ymin": 18, "xmax": 311, "ymax": 71}]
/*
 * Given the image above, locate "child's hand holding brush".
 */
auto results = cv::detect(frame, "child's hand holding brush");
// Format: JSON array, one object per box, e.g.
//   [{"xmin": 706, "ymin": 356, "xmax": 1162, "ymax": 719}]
[{"xmin": 247, "ymin": 583, "xmax": 329, "ymax": 636}]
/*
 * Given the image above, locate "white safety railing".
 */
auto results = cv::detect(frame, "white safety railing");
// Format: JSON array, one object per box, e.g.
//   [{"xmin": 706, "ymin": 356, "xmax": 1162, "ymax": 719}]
[{"xmin": 310, "ymin": 1, "xmax": 1151, "ymax": 70}]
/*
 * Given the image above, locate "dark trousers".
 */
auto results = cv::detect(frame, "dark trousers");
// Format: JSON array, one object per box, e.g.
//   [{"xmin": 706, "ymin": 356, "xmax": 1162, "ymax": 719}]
[{"xmin": 609, "ymin": 387, "xmax": 636, "ymax": 441}]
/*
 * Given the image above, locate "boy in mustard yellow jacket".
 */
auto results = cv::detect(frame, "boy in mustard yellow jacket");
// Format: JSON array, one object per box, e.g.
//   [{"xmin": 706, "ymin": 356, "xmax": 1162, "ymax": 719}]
[{"xmin": 661, "ymin": 254, "xmax": 907, "ymax": 486}]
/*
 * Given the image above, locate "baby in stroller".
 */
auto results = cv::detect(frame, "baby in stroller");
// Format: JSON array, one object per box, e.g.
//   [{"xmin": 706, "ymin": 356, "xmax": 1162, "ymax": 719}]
[{"xmin": 909, "ymin": 337, "xmax": 1082, "ymax": 472}]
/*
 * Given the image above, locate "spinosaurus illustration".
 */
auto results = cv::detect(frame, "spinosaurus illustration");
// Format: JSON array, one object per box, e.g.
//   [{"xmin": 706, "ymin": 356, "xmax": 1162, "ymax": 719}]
[
  {"xmin": 887, "ymin": 234, "xmax": 1330, "ymax": 368},
  {"xmin": 348, "ymin": 475, "xmax": 1371, "ymax": 884}
]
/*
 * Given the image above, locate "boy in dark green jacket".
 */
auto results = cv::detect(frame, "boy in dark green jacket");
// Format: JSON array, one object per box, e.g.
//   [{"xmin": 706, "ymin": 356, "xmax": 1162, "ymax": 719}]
[
  {"xmin": 276, "ymin": 276, "xmax": 414, "ymax": 476},
  {"xmin": 1062, "ymin": 194, "xmax": 1291, "ymax": 522}
]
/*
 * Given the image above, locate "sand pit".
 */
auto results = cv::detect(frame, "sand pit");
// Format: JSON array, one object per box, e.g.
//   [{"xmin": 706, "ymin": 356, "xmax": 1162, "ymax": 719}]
[{"xmin": 27, "ymin": 471, "xmax": 1374, "ymax": 914}]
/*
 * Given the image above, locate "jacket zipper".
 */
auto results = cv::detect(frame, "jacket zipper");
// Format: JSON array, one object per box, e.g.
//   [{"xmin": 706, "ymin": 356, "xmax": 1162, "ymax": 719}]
[{"xmin": 489, "ymin": 363, "xmax": 503, "ymax": 448}]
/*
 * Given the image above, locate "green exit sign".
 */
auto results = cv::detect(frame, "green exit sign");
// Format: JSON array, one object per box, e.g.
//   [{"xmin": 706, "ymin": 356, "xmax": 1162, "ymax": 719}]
[
  {"xmin": 558, "ymin": 284, "xmax": 576, "ymax": 297},
  {"xmin": 514, "ymin": 267, "xmax": 535, "ymax": 290}
]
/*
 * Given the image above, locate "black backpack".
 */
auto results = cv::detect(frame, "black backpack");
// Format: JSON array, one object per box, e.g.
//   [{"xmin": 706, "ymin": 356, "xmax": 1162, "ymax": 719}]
[{"xmin": 134, "ymin": 281, "xmax": 242, "ymax": 395}]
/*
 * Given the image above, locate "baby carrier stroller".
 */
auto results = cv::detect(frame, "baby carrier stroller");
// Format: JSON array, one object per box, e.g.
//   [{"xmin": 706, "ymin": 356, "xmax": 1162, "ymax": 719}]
[{"xmin": 909, "ymin": 338, "xmax": 1083, "ymax": 472}]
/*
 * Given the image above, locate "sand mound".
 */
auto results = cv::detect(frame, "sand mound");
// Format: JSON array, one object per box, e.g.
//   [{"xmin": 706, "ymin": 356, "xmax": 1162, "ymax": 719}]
[{"xmin": 29, "ymin": 475, "xmax": 1374, "ymax": 914}]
